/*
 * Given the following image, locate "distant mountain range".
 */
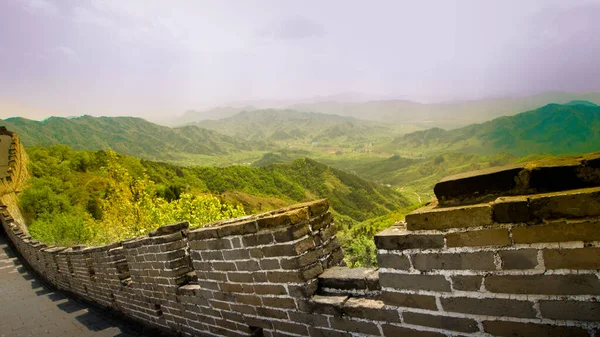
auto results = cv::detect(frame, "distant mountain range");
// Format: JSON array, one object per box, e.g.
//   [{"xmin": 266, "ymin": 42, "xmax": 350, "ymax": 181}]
[
  {"xmin": 2, "ymin": 99, "xmax": 599, "ymax": 163},
  {"xmin": 191, "ymin": 109, "xmax": 398, "ymax": 143},
  {"xmin": 172, "ymin": 91, "xmax": 600, "ymax": 129},
  {"xmin": 389, "ymin": 101, "xmax": 600, "ymax": 156}
]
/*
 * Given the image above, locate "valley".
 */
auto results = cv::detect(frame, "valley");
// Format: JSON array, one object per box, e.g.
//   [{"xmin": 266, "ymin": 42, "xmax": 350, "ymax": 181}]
[{"xmin": 3, "ymin": 97, "xmax": 600, "ymax": 266}]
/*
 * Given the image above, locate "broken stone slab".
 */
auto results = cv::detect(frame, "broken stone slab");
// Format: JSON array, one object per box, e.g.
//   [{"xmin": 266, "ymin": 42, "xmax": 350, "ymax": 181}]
[
  {"xmin": 318, "ymin": 266, "xmax": 378, "ymax": 290},
  {"xmin": 434, "ymin": 152, "xmax": 600, "ymax": 206}
]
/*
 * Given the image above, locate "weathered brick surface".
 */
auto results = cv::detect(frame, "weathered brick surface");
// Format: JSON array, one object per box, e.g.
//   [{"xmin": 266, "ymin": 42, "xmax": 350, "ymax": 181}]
[
  {"xmin": 485, "ymin": 274, "xmax": 600, "ymax": 295},
  {"xmin": 451, "ymin": 275, "xmax": 482, "ymax": 291},
  {"xmin": 544, "ymin": 248, "xmax": 600, "ymax": 269},
  {"xmin": 382, "ymin": 324, "xmax": 446, "ymax": 337},
  {"xmin": 493, "ymin": 196, "xmax": 530, "ymax": 223},
  {"xmin": 445, "ymin": 228, "xmax": 510, "ymax": 247},
  {"xmin": 374, "ymin": 226, "xmax": 444, "ymax": 250},
  {"xmin": 539, "ymin": 300, "xmax": 600, "ymax": 321},
  {"xmin": 529, "ymin": 187, "xmax": 600, "ymax": 219},
  {"xmin": 412, "ymin": 252, "xmax": 496, "ymax": 271},
  {"xmin": 342, "ymin": 298, "xmax": 400, "ymax": 322},
  {"xmin": 381, "ymin": 291, "xmax": 438, "ymax": 310},
  {"xmin": 380, "ymin": 272, "xmax": 451, "ymax": 292},
  {"xmin": 403, "ymin": 312, "xmax": 479, "ymax": 333},
  {"xmin": 512, "ymin": 220, "xmax": 600, "ymax": 243},
  {"xmin": 441, "ymin": 297, "xmax": 537, "ymax": 318},
  {"xmin": 376, "ymin": 253, "xmax": 410, "ymax": 269},
  {"xmin": 483, "ymin": 320, "xmax": 590, "ymax": 337},
  {"xmin": 406, "ymin": 203, "xmax": 493, "ymax": 230},
  {"xmin": 499, "ymin": 249, "xmax": 538, "ymax": 269}
]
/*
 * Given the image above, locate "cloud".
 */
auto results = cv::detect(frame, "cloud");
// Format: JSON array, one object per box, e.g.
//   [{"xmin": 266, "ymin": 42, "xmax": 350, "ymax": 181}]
[
  {"xmin": 19, "ymin": 0, "xmax": 59, "ymax": 16},
  {"xmin": 72, "ymin": 6, "xmax": 114, "ymax": 28},
  {"xmin": 257, "ymin": 17, "xmax": 324, "ymax": 41},
  {"xmin": 50, "ymin": 46, "xmax": 80, "ymax": 64},
  {"xmin": 505, "ymin": 2, "xmax": 600, "ymax": 92}
]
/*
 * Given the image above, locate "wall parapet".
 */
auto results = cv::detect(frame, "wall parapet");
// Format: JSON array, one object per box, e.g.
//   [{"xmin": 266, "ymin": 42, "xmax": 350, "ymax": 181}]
[{"xmin": 373, "ymin": 152, "xmax": 600, "ymax": 336}]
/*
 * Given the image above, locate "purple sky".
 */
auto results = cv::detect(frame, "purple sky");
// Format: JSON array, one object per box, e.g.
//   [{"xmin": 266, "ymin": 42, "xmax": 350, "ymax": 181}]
[{"xmin": 1, "ymin": 0, "xmax": 600, "ymax": 120}]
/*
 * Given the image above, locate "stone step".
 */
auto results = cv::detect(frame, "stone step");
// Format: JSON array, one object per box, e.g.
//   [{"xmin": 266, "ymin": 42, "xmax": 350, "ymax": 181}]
[{"xmin": 317, "ymin": 266, "xmax": 380, "ymax": 297}]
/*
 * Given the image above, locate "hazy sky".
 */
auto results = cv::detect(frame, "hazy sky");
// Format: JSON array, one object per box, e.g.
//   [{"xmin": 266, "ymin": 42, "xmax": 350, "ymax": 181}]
[{"xmin": 1, "ymin": 0, "xmax": 600, "ymax": 120}]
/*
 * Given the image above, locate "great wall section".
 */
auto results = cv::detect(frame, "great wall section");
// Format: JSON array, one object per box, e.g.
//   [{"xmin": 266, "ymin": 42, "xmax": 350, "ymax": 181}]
[{"xmin": 2, "ymin": 130, "xmax": 600, "ymax": 337}]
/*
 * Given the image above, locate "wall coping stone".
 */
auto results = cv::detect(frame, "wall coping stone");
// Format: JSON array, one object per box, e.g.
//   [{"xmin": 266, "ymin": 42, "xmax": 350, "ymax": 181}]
[{"xmin": 435, "ymin": 152, "xmax": 600, "ymax": 205}]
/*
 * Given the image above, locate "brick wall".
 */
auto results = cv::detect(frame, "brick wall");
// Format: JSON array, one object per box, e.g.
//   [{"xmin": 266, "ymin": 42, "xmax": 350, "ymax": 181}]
[{"xmin": 2, "ymin": 199, "xmax": 350, "ymax": 337}]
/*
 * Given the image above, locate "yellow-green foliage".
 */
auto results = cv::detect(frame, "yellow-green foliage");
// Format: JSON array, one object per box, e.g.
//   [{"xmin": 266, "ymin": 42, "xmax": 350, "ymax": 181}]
[{"xmin": 21, "ymin": 147, "xmax": 245, "ymax": 246}]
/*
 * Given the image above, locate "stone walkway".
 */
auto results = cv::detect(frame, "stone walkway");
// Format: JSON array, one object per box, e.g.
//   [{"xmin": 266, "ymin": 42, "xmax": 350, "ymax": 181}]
[{"xmin": 0, "ymin": 235, "xmax": 148, "ymax": 337}]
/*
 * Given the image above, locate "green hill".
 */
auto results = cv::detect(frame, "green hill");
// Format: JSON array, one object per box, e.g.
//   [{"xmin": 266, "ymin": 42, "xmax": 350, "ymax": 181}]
[
  {"xmin": 388, "ymin": 101, "xmax": 600, "ymax": 157},
  {"xmin": 0, "ymin": 115, "xmax": 260, "ymax": 161},
  {"xmin": 192, "ymin": 109, "xmax": 397, "ymax": 144},
  {"xmin": 142, "ymin": 157, "xmax": 409, "ymax": 223}
]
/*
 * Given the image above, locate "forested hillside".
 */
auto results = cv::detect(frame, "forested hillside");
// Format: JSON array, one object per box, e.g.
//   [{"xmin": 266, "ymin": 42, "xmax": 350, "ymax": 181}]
[
  {"xmin": 21, "ymin": 145, "xmax": 410, "ymax": 264},
  {"xmin": 389, "ymin": 102, "xmax": 600, "ymax": 156},
  {"xmin": 0, "ymin": 115, "xmax": 262, "ymax": 161}
]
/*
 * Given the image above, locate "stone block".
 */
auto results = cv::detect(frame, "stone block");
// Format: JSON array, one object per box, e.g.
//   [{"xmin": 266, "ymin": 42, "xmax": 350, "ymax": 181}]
[
  {"xmin": 272, "ymin": 321, "xmax": 309, "ymax": 335},
  {"xmin": 376, "ymin": 253, "xmax": 410, "ymax": 269},
  {"xmin": 329, "ymin": 317, "xmax": 380, "ymax": 336},
  {"xmin": 380, "ymin": 272, "xmax": 451, "ymax": 292},
  {"xmin": 306, "ymin": 199, "xmax": 329, "ymax": 217},
  {"xmin": 406, "ymin": 203, "xmax": 493, "ymax": 231},
  {"xmin": 318, "ymin": 266, "xmax": 376, "ymax": 290},
  {"xmin": 544, "ymin": 248, "xmax": 600, "ymax": 269},
  {"xmin": 288, "ymin": 312, "xmax": 329, "ymax": 327},
  {"xmin": 222, "ymin": 249, "xmax": 250, "ymax": 261},
  {"xmin": 441, "ymin": 297, "xmax": 536, "ymax": 318},
  {"xmin": 512, "ymin": 220, "xmax": 600, "ymax": 244},
  {"xmin": 434, "ymin": 165, "xmax": 524, "ymax": 204},
  {"xmin": 445, "ymin": 228, "xmax": 510, "ymax": 248},
  {"xmin": 493, "ymin": 196, "xmax": 530, "ymax": 223},
  {"xmin": 539, "ymin": 300, "xmax": 600, "ymax": 321},
  {"xmin": 308, "ymin": 327, "xmax": 351, "ymax": 337},
  {"xmin": 382, "ymin": 324, "xmax": 446, "ymax": 337},
  {"xmin": 187, "ymin": 227, "xmax": 219, "ymax": 240},
  {"xmin": 253, "ymin": 284, "xmax": 287, "ymax": 295},
  {"xmin": 403, "ymin": 312, "xmax": 479, "ymax": 333},
  {"xmin": 302, "ymin": 295, "xmax": 347, "ymax": 315},
  {"xmin": 483, "ymin": 320, "xmax": 589, "ymax": 337},
  {"xmin": 451, "ymin": 275, "xmax": 482, "ymax": 291},
  {"xmin": 234, "ymin": 260, "xmax": 260, "ymax": 272},
  {"xmin": 149, "ymin": 221, "xmax": 189, "ymax": 237},
  {"xmin": 262, "ymin": 296, "xmax": 296, "ymax": 309},
  {"xmin": 529, "ymin": 187, "xmax": 600, "ymax": 219},
  {"xmin": 257, "ymin": 208, "xmax": 309, "ymax": 230},
  {"xmin": 342, "ymin": 298, "xmax": 400, "ymax": 322},
  {"xmin": 273, "ymin": 224, "xmax": 311, "ymax": 243},
  {"xmin": 374, "ymin": 226, "xmax": 444, "ymax": 250},
  {"xmin": 412, "ymin": 252, "xmax": 495, "ymax": 271},
  {"xmin": 381, "ymin": 291, "xmax": 437, "ymax": 310},
  {"xmin": 499, "ymin": 249, "xmax": 538, "ymax": 269},
  {"xmin": 244, "ymin": 316, "xmax": 273, "ymax": 329},
  {"xmin": 485, "ymin": 274, "xmax": 600, "ymax": 295},
  {"xmin": 227, "ymin": 272, "xmax": 254, "ymax": 283},
  {"xmin": 262, "ymin": 237, "xmax": 315, "ymax": 257}
]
